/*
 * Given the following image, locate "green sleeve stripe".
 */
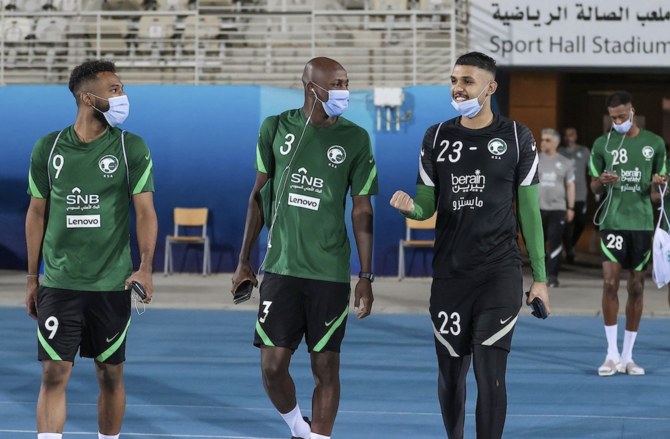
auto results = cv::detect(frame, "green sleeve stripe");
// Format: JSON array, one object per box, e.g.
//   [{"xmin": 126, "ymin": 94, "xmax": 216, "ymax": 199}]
[
  {"xmin": 634, "ymin": 250, "xmax": 651, "ymax": 271},
  {"xmin": 256, "ymin": 143, "xmax": 267, "ymax": 174},
  {"xmin": 37, "ymin": 327, "xmax": 62, "ymax": 361},
  {"xmin": 600, "ymin": 240, "xmax": 618, "ymax": 263},
  {"xmin": 132, "ymin": 159, "xmax": 153, "ymax": 195},
  {"xmin": 255, "ymin": 321, "xmax": 275, "ymax": 347},
  {"xmin": 313, "ymin": 304, "xmax": 349, "ymax": 352},
  {"xmin": 96, "ymin": 317, "xmax": 131, "ymax": 363},
  {"xmin": 589, "ymin": 155, "xmax": 601, "ymax": 178},
  {"xmin": 356, "ymin": 164, "xmax": 377, "ymax": 196},
  {"xmin": 660, "ymin": 162, "xmax": 667, "ymax": 176},
  {"xmin": 28, "ymin": 169, "xmax": 44, "ymax": 198}
]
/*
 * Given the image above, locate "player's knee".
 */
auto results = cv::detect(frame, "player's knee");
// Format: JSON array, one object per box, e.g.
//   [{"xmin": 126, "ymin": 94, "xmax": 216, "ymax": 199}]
[
  {"xmin": 628, "ymin": 284, "xmax": 644, "ymax": 300},
  {"xmin": 603, "ymin": 278, "xmax": 619, "ymax": 295},
  {"xmin": 261, "ymin": 360, "xmax": 289, "ymax": 383},
  {"xmin": 311, "ymin": 353, "xmax": 340, "ymax": 386},
  {"xmin": 41, "ymin": 361, "xmax": 71, "ymax": 389},
  {"xmin": 95, "ymin": 363, "xmax": 124, "ymax": 391}
]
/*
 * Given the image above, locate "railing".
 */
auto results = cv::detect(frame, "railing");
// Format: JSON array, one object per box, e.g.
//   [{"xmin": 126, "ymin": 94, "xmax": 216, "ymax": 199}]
[{"xmin": 0, "ymin": 1, "xmax": 469, "ymax": 87}]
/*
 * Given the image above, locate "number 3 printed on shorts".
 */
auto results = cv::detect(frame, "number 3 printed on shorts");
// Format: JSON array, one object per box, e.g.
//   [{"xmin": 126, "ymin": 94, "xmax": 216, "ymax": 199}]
[
  {"xmin": 259, "ymin": 301, "xmax": 272, "ymax": 323},
  {"xmin": 438, "ymin": 311, "xmax": 461, "ymax": 335},
  {"xmin": 606, "ymin": 234, "xmax": 623, "ymax": 251},
  {"xmin": 45, "ymin": 316, "xmax": 59, "ymax": 339}
]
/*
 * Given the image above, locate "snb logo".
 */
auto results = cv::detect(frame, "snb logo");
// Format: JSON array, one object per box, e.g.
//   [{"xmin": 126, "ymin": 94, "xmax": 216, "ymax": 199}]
[
  {"xmin": 327, "ymin": 145, "xmax": 346, "ymax": 165},
  {"xmin": 487, "ymin": 138, "xmax": 507, "ymax": 155},
  {"xmin": 66, "ymin": 187, "xmax": 99, "ymax": 205},
  {"xmin": 291, "ymin": 167, "xmax": 324, "ymax": 188},
  {"xmin": 99, "ymin": 155, "xmax": 119, "ymax": 174}
]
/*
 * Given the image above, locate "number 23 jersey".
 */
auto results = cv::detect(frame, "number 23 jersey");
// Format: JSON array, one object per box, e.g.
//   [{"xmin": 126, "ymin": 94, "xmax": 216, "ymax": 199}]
[{"xmin": 417, "ymin": 115, "xmax": 539, "ymax": 279}]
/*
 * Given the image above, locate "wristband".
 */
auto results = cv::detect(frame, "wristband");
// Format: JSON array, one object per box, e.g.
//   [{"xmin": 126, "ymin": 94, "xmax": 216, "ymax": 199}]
[{"xmin": 27, "ymin": 275, "xmax": 39, "ymax": 278}]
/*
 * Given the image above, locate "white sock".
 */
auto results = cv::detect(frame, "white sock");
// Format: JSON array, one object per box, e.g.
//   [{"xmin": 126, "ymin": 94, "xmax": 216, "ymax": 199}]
[
  {"xmin": 98, "ymin": 433, "xmax": 120, "ymax": 439},
  {"xmin": 280, "ymin": 404, "xmax": 310, "ymax": 439},
  {"xmin": 605, "ymin": 324, "xmax": 620, "ymax": 361},
  {"xmin": 621, "ymin": 330, "xmax": 638, "ymax": 366},
  {"xmin": 310, "ymin": 434, "xmax": 330, "ymax": 439},
  {"xmin": 37, "ymin": 434, "xmax": 62, "ymax": 439}
]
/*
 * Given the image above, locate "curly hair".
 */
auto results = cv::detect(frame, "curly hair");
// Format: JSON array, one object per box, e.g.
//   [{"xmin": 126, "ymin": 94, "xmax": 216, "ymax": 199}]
[{"xmin": 68, "ymin": 60, "xmax": 116, "ymax": 96}]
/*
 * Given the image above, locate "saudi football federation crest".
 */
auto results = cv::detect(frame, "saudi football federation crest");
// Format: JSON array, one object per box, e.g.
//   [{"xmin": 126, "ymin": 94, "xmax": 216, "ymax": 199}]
[
  {"xmin": 327, "ymin": 145, "xmax": 346, "ymax": 165},
  {"xmin": 488, "ymin": 138, "xmax": 507, "ymax": 155}
]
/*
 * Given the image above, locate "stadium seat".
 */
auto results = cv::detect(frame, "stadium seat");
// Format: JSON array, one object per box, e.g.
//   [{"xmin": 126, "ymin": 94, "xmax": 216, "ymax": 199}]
[
  {"xmin": 419, "ymin": 0, "xmax": 450, "ymax": 10},
  {"xmin": 49, "ymin": 0, "xmax": 80, "ymax": 11},
  {"xmin": 164, "ymin": 208, "xmax": 211, "ymax": 277},
  {"xmin": 3, "ymin": 18, "xmax": 33, "ymax": 42},
  {"xmin": 86, "ymin": 19, "xmax": 130, "ymax": 55},
  {"xmin": 180, "ymin": 15, "xmax": 220, "ymax": 54},
  {"xmin": 155, "ymin": 0, "xmax": 192, "ymax": 11},
  {"xmin": 371, "ymin": 0, "xmax": 407, "ymax": 10},
  {"xmin": 104, "ymin": 0, "xmax": 142, "ymax": 10},
  {"xmin": 398, "ymin": 213, "xmax": 436, "ymax": 280},
  {"xmin": 137, "ymin": 15, "xmax": 175, "ymax": 55}
]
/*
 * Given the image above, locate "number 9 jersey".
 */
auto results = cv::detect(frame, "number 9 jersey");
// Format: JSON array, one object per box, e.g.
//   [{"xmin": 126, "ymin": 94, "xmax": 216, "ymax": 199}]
[{"xmin": 27, "ymin": 126, "xmax": 154, "ymax": 292}]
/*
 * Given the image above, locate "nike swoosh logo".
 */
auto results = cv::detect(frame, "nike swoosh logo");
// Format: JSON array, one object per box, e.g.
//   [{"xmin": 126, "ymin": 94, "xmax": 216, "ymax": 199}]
[
  {"xmin": 144, "ymin": 154, "xmax": 150, "ymax": 160},
  {"xmin": 531, "ymin": 143, "xmax": 537, "ymax": 151},
  {"xmin": 106, "ymin": 333, "xmax": 120, "ymax": 343},
  {"xmin": 500, "ymin": 316, "xmax": 513, "ymax": 325},
  {"xmin": 325, "ymin": 317, "xmax": 338, "ymax": 327},
  {"xmin": 369, "ymin": 158, "xmax": 374, "ymax": 164}
]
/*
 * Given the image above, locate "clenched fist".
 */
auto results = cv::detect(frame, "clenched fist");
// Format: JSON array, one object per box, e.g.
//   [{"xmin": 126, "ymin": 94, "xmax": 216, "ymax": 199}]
[{"xmin": 390, "ymin": 190, "xmax": 415, "ymax": 215}]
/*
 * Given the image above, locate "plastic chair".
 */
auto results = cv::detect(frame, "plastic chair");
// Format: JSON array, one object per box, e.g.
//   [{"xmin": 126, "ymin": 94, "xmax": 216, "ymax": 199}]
[
  {"xmin": 398, "ymin": 212, "xmax": 437, "ymax": 280},
  {"xmin": 164, "ymin": 208, "xmax": 211, "ymax": 277}
]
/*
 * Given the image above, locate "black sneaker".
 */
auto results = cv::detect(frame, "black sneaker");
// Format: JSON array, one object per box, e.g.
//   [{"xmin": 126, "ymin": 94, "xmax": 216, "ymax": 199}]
[{"xmin": 290, "ymin": 417, "xmax": 311, "ymax": 439}]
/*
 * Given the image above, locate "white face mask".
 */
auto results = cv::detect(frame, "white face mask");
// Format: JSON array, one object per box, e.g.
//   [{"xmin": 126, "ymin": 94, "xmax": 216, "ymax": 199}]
[
  {"xmin": 612, "ymin": 110, "xmax": 634, "ymax": 134},
  {"xmin": 451, "ymin": 81, "xmax": 490, "ymax": 119},
  {"xmin": 312, "ymin": 83, "xmax": 349, "ymax": 117},
  {"xmin": 89, "ymin": 93, "xmax": 130, "ymax": 127}
]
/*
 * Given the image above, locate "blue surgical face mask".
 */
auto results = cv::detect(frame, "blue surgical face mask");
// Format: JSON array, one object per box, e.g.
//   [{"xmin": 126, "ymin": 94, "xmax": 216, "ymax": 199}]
[
  {"xmin": 451, "ymin": 81, "xmax": 490, "ymax": 119},
  {"xmin": 612, "ymin": 110, "xmax": 634, "ymax": 134},
  {"xmin": 89, "ymin": 93, "xmax": 130, "ymax": 127},
  {"xmin": 312, "ymin": 82, "xmax": 349, "ymax": 117}
]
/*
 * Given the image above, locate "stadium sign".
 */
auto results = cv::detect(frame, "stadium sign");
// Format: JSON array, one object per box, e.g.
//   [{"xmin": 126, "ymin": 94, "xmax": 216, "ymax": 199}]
[{"xmin": 469, "ymin": 0, "xmax": 670, "ymax": 67}]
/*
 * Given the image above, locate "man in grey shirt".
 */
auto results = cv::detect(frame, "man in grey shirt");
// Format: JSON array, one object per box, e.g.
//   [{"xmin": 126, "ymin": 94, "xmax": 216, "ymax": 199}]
[
  {"xmin": 539, "ymin": 128, "xmax": 575, "ymax": 287},
  {"xmin": 558, "ymin": 127, "xmax": 591, "ymax": 263}
]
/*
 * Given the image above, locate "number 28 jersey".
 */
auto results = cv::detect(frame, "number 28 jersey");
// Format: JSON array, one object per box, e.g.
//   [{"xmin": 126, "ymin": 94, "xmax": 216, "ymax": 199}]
[
  {"xmin": 589, "ymin": 129, "xmax": 666, "ymax": 231},
  {"xmin": 417, "ymin": 115, "xmax": 539, "ymax": 279}
]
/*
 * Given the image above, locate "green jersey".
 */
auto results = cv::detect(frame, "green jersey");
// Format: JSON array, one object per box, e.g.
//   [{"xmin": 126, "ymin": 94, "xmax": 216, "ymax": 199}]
[
  {"xmin": 28, "ymin": 126, "xmax": 154, "ymax": 291},
  {"xmin": 589, "ymin": 128, "xmax": 666, "ymax": 231},
  {"xmin": 255, "ymin": 109, "xmax": 378, "ymax": 283}
]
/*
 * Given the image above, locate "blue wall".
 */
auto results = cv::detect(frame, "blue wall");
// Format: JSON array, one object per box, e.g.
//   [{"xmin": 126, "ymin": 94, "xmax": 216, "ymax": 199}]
[{"xmin": 0, "ymin": 85, "xmax": 461, "ymax": 277}]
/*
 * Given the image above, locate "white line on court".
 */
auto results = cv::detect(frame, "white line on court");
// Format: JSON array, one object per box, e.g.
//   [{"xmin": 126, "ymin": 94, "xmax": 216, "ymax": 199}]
[
  {"xmin": 0, "ymin": 431, "xmax": 281, "ymax": 439},
  {"xmin": 2, "ymin": 401, "xmax": 670, "ymax": 421}
]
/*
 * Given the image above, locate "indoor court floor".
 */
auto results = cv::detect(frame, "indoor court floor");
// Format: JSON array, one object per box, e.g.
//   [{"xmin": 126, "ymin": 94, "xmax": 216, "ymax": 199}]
[{"xmin": 2, "ymin": 307, "xmax": 669, "ymax": 439}]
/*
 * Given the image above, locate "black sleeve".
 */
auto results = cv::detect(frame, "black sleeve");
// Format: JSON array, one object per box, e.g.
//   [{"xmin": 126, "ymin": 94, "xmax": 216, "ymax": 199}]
[
  {"xmin": 416, "ymin": 123, "xmax": 441, "ymax": 188},
  {"xmin": 515, "ymin": 122, "xmax": 539, "ymax": 187}
]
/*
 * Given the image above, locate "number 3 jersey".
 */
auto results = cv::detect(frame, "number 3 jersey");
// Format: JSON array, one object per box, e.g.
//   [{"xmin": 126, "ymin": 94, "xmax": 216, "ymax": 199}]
[
  {"xmin": 416, "ymin": 115, "xmax": 539, "ymax": 279},
  {"xmin": 255, "ymin": 109, "xmax": 378, "ymax": 283},
  {"xmin": 589, "ymin": 129, "xmax": 666, "ymax": 231},
  {"xmin": 27, "ymin": 126, "xmax": 154, "ymax": 291}
]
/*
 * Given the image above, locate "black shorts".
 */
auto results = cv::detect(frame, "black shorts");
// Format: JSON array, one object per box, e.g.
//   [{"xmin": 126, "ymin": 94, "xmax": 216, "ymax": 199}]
[
  {"xmin": 253, "ymin": 273, "xmax": 350, "ymax": 353},
  {"xmin": 429, "ymin": 266, "xmax": 523, "ymax": 357},
  {"xmin": 37, "ymin": 287, "xmax": 131, "ymax": 364},
  {"xmin": 600, "ymin": 230, "xmax": 652, "ymax": 271}
]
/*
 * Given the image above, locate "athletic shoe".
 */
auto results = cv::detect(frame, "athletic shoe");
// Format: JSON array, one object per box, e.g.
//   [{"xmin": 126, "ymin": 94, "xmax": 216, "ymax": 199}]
[
  {"xmin": 290, "ymin": 417, "xmax": 312, "ymax": 439},
  {"xmin": 618, "ymin": 361, "xmax": 645, "ymax": 375},
  {"xmin": 598, "ymin": 358, "xmax": 621, "ymax": 377}
]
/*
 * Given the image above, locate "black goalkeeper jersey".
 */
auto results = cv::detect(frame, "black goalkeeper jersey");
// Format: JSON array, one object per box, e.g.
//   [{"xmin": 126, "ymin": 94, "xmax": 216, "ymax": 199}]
[{"xmin": 416, "ymin": 115, "xmax": 539, "ymax": 279}]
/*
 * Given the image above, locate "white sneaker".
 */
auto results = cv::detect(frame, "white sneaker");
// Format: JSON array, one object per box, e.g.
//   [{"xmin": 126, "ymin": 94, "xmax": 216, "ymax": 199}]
[
  {"xmin": 598, "ymin": 358, "xmax": 621, "ymax": 377},
  {"xmin": 618, "ymin": 361, "xmax": 645, "ymax": 375}
]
